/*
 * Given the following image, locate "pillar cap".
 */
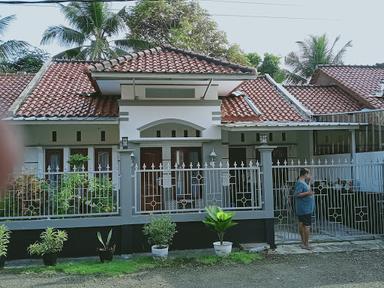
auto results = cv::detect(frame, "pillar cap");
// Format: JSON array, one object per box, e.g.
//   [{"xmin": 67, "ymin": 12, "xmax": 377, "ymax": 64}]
[{"xmin": 255, "ymin": 145, "xmax": 277, "ymax": 150}]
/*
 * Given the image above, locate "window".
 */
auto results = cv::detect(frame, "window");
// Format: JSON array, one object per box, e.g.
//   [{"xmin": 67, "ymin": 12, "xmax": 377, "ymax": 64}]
[
  {"xmin": 156, "ymin": 130, "xmax": 161, "ymax": 138},
  {"xmin": 172, "ymin": 130, "xmax": 176, "ymax": 137},
  {"xmin": 95, "ymin": 148, "xmax": 112, "ymax": 171},
  {"xmin": 196, "ymin": 130, "xmax": 201, "ymax": 137},
  {"xmin": 76, "ymin": 131, "xmax": 81, "ymax": 142},
  {"xmin": 241, "ymin": 133, "xmax": 245, "ymax": 143},
  {"xmin": 184, "ymin": 130, "xmax": 188, "ymax": 137},
  {"xmin": 145, "ymin": 88, "xmax": 195, "ymax": 99},
  {"xmin": 51, "ymin": 131, "xmax": 57, "ymax": 142},
  {"xmin": 100, "ymin": 131, "xmax": 106, "ymax": 142},
  {"xmin": 256, "ymin": 133, "xmax": 260, "ymax": 142},
  {"xmin": 269, "ymin": 133, "xmax": 273, "ymax": 142},
  {"xmin": 282, "ymin": 132, "xmax": 286, "ymax": 142},
  {"xmin": 45, "ymin": 149, "xmax": 63, "ymax": 171}
]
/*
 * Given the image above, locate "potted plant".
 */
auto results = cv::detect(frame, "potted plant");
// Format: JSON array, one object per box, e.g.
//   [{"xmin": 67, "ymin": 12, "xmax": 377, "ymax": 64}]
[
  {"xmin": 0, "ymin": 225, "xmax": 11, "ymax": 269},
  {"xmin": 143, "ymin": 216, "xmax": 177, "ymax": 258},
  {"xmin": 27, "ymin": 227, "xmax": 68, "ymax": 266},
  {"xmin": 203, "ymin": 206, "xmax": 237, "ymax": 257},
  {"xmin": 97, "ymin": 229, "xmax": 115, "ymax": 262}
]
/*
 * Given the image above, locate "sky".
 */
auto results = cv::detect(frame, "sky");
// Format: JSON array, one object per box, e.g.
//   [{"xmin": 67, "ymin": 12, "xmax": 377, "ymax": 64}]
[{"xmin": 0, "ymin": 0, "xmax": 383, "ymax": 65}]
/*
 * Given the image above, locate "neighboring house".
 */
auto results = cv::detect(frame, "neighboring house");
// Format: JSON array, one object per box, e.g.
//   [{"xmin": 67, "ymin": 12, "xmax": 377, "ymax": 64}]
[{"xmin": 0, "ymin": 48, "xmax": 383, "ymax": 258}]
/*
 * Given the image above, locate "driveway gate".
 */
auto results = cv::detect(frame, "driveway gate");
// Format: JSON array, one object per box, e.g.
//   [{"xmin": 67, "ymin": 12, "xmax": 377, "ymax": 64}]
[{"xmin": 273, "ymin": 159, "xmax": 384, "ymax": 243}]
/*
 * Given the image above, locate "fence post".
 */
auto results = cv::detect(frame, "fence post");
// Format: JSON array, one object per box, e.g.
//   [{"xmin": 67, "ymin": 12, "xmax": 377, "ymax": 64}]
[
  {"xmin": 256, "ymin": 143, "xmax": 276, "ymax": 248},
  {"xmin": 119, "ymin": 149, "xmax": 135, "ymax": 254}
]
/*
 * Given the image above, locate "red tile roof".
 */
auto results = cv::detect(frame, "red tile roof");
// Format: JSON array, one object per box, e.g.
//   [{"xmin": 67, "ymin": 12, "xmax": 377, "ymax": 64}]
[
  {"xmin": 285, "ymin": 85, "xmax": 366, "ymax": 115},
  {"xmin": 0, "ymin": 74, "xmax": 34, "ymax": 116},
  {"xmin": 88, "ymin": 46, "xmax": 256, "ymax": 75},
  {"xmin": 221, "ymin": 76, "xmax": 307, "ymax": 123},
  {"xmin": 16, "ymin": 61, "xmax": 118, "ymax": 118},
  {"xmin": 311, "ymin": 65, "xmax": 384, "ymax": 108}
]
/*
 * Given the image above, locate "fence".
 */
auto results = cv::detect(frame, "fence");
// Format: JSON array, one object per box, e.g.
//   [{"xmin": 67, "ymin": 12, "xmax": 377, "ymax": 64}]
[
  {"xmin": 0, "ymin": 166, "xmax": 120, "ymax": 220},
  {"xmin": 273, "ymin": 159, "xmax": 384, "ymax": 243},
  {"xmin": 134, "ymin": 162, "xmax": 262, "ymax": 214}
]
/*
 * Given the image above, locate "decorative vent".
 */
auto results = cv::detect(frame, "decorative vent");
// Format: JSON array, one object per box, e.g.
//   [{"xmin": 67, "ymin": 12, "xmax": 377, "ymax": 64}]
[{"xmin": 244, "ymin": 96, "xmax": 262, "ymax": 115}]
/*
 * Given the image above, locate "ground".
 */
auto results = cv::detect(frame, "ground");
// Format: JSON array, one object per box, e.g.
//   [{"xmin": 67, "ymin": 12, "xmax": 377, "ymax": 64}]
[{"xmin": 1, "ymin": 250, "xmax": 384, "ymax": 288}]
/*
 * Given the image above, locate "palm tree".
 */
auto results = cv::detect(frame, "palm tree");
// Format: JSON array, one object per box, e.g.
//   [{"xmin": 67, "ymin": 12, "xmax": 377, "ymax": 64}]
[
  {"xmin": 285, "ymin": 34, "xmax": 352, "ymax": 84},
  {"xmin": 0, "ymin": 15, "xmax": 29, "ymax": 64},
  {"xmin": 41, "ymin": 2, "xmax": 135, "ymax": 60}
]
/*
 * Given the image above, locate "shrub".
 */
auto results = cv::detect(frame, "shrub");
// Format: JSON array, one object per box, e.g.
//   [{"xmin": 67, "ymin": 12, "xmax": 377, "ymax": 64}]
[
  {"xmin": 143, "ymin": 217, "xmax": 177, "ymax": 248},
  {"xmin": 0, "ymin": 225, "xmax": 11, "ymax": 257},
  {"xmin": 68, "ymin": 154, "xmax": 89, "ymax": 170},
  {"xmin": 203, "ymin": 206, "xmax": 237, "ymax": 245},
  {"xmin": 28, "ymin": 228, "xmax": 68, "ymax": 256}
]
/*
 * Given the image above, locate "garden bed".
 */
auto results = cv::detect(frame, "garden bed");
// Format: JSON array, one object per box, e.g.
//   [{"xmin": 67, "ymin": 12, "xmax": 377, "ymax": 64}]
[{"xmin": 5, "ymin": 251, "xmax": 263, "ymax": 277}]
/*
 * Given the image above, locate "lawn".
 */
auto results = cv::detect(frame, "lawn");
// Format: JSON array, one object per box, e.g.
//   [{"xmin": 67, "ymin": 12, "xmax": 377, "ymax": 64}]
[{"xmin": 8, "ymin": 251, "xmax": 263, "ymax": 277}]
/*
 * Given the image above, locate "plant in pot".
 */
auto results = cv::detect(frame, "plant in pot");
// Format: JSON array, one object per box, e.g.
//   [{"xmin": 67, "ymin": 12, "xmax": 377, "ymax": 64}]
[
  {"xmin": 0, "ymin": 225, "xmax": 11, "ymax": 269},
  {"xmin": 97, "ymin": 229, "xmax": 115, "ymax": 263},
  {"xmin": 203, "ymin": 206, "xmax": 237, "ymax": 257},
  {"xmin": 27, "ymin": 227, "xmax": 68, "ymax": 266},
  {"xmin": 143, "ymin": 216, "xmax": 177, "ymax": 258}
]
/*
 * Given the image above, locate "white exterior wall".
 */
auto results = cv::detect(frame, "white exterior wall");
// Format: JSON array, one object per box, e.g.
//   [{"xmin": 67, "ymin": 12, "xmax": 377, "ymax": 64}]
[{"xmin": 120, "ymin": 104, "xmax": 221, "ymax": 141}]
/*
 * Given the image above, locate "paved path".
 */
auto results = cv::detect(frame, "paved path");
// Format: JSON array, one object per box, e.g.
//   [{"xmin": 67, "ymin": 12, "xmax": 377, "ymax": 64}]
[{"xmin": 1, "ymin": 249, "xmax": 384, "ymax": 288}]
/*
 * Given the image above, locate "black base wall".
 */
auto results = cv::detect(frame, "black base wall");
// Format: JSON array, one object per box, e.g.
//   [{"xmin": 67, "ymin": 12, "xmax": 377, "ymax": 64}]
[{"xmin": 7, "ymin": 219, "xmax": 274, "ymax": 260}]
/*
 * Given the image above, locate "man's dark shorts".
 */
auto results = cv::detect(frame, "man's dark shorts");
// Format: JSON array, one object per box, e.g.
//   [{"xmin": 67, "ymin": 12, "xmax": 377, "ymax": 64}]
[{"xmin": 298, "ymin": 214, "xmax": 312, "ymax": 226}]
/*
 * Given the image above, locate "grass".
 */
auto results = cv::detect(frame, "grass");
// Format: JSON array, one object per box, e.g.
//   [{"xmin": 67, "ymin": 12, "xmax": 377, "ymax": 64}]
[{"xmin": 8, "ymin": 251, "xmax": 263, "ymax": 277}]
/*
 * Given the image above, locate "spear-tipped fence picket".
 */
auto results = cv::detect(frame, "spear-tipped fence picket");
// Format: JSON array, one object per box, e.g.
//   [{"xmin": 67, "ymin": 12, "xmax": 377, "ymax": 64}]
[
  {"xmin": 0, "ymin": 165, "xmax": 119, "ymax": 220},
  {"xmin": 134, "ymin": 161, "xmax": 262, "ymax": 214}
]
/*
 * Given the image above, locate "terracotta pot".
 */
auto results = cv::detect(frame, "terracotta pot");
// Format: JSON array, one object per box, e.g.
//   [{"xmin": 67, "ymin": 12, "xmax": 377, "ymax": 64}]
[
  {"xmin": 42, "ymin": 253, "xmax": 57, "ymax": 266},
  {"xmin": 213, "ymin": 241, "xmax": 233, "ymax": 257}
]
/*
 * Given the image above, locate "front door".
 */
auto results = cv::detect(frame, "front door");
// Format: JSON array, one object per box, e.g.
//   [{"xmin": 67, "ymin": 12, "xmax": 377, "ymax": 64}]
[
  {"xmin": 45, "ymin": 149, "xmax": 63, "ymax": 172},
  {"xmin": 140, "ymin": 148, "xmax": 162, "ymax": 211}
]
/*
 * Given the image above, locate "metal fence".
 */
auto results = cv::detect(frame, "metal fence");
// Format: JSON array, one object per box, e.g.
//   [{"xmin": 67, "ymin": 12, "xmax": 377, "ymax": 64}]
[
  {"xmin": 0, "ymin": 167, "xmax": 120, "ymax": 220},
  {"xmin": 134, "ymin": 162, "xmax": 262, "ymax": 214},
  {"xmin": 273, "ymin": 159, "xmax": 384, "ymax": 243}
]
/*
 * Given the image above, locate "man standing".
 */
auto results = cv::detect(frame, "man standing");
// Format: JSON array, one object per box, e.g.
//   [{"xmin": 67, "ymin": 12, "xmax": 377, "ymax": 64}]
[{"xmin": 294, "ymin": 168, "xmax": 315, "ymax": 250}]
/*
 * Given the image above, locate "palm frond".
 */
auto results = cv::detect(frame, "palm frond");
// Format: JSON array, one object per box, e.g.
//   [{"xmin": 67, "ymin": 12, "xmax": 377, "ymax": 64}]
[
  {"xmin": 41, "ymin": 25, "xmax": 86, "ymax": 46},
  {"xmin": 0, "ymin": 15, "xmax": 15, "ymax": 36},
  {"xmin": 52, "ymin": 46, "xmax": 83, "ymax": 60},
  {"xmin": 114, "ymin": 38, "xmax": 152, "ymax": 51},
  {"xmin": 0, "ymin": 40, "xmax": 29, "ymax": 61},
  {"xmin": 332, "ymin": 40, "xmax": 352, "ymax": 64}
]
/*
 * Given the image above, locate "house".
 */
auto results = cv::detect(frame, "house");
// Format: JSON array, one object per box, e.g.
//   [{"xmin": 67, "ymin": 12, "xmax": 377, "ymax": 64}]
[{"xmin": 0, "ymin": 48, "xmax": 383, "ymax": 257}]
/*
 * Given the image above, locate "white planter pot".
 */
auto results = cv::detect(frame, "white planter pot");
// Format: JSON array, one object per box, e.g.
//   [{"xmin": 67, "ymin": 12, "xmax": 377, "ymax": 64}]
[
  {"xmin": 151, "ymin": 245, "xmax": 169, "ymax": 258},
  {"xmin": 213, "ymin": 241, "xmax": 233, "ymax": 257}
]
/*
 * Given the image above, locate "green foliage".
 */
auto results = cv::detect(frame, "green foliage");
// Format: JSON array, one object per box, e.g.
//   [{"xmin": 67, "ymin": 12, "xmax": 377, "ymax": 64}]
[
  {"xmin": 87, "ymin": 176, "xmax": 115, "ymax": 213},
  {"xmin": 0, "ymin": 225, "xmax": 11, "ymax": 257},
  {"xmin": 246, "ymin": 52, "xmax": 285, "ymax": 83},
  {"xmin": 203, "ymin": 206, "xmax": 237, "ymax": 245},
  {"xmin": 41, "ymin": 2, "xmax": 128, "ymax": 60},
  {"xmin": 0, "ymin": 48, "xmax": 48, "ymax": 73},
  {"xmin": 285, "ymin": 34, "xmax": 352, "ymax": 84},
  {"xmin": 11, "ymin": 251, "xmax": 263, "ymax": 276},
  {"xmin": 68, "ymin": 154, "xmax": 89, "ymax": 170},
  {"xmin": 97, "ymin": 229, "xmax": 113, "ymax": 250},
  {"xmin": 28, "ymin": 228, "xmax": 68, "ymax": 256},
  {"xmin": 143, "ymin": 216, "xmax": 177, "ymax": 248},
  {"xmin": 125, "ymin": 0, "xmax": 248, "ymax": 65}
]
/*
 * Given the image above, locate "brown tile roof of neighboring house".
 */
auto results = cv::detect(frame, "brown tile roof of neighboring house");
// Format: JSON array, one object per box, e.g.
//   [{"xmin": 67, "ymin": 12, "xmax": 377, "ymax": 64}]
[
  {"xmin": 16, "ymin": 60, "xmax": 118, "ymax": 118},
  {"xmin": 311, "ymin": 65, "xmax": 384, "ymax": 109},
  {"xmin": 284, "ymin": 85, "xmax": 366, "ymax": 115},
  {"xmin": 0, "ymin": 73, "xmax": 34, "ymax": 116},
  {"xmin": 88, "ymin": 46, "xmax": 256, "ymax": 75},
  {"xmin": 221, "ymin": 76, "xmax": 307, "ymax": 123}
]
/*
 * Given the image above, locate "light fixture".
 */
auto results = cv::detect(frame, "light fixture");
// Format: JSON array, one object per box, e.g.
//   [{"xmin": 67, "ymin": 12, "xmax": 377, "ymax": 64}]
[
  {"xmin": 210, "ymin": 148, "xmax": 217, "ymax": 162},
  {"xmin": 130, "ymin": 152, "xmax": 135, "ymax": 161},
  {"xmin": 260, "ymin": 133, "xmax": 268, "ymax": 144},
  {"xmin": 121, "ymin": 137, "xmax": 129, "ymax": 149}
]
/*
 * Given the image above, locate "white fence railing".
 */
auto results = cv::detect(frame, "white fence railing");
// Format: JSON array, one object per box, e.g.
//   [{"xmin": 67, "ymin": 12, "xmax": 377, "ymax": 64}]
[
  {"xmin": 134, "ymin": 162, "xmax": 262, "ymax": 214},
  {"xmin": 0, "ymin": 167, "xmax": 120, "ymax": 220},
  {"xmin": 273, "ymin": 159, "xmax": 384, "ymax": 242}
]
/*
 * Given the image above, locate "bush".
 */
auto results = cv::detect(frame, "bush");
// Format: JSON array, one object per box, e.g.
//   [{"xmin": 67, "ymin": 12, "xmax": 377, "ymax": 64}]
[
  {"xmin": 203, "ymin": 206, "xmax": 237, "ymax": 245},
  {"xmin": 143, "ymin": 217, "xmax": 177, "ymax": 248},
  {"xmin": 0, "ymin": 225, "xmax": 11, "ymax": 257},
  {"xmin": 28, "ymin": 228, "xmax": 68, "ymax": 256}
]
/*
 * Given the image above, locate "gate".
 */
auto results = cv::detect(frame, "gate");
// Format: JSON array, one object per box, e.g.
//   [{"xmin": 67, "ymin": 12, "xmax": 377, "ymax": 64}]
[{"xmin": 273, "ymin": 159, "xmax": 384, "ymax": 243}]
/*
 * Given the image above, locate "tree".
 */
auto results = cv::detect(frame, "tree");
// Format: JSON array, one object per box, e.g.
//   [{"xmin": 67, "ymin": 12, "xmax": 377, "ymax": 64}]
[
  {"xmin": 246, "ymin": 52, "xmax": 285, "ymax": 83},
  {"xmin": 0, "ymin": 15, "xmax": 29, "ymax": 64},
  {"xmin": 124, "ymin": 0, "xmax": 249, "ymax": 65},
  {"xmin": 285, "ymin": 34, "xmax": 352, "ymax": 84},
  {"xmin": 41, "ymin": 2, "xmax": 130, "ymax": 60},
  {"xmin": 1, "ymin": 48, "xmax": 48, "ymax": 73}
]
